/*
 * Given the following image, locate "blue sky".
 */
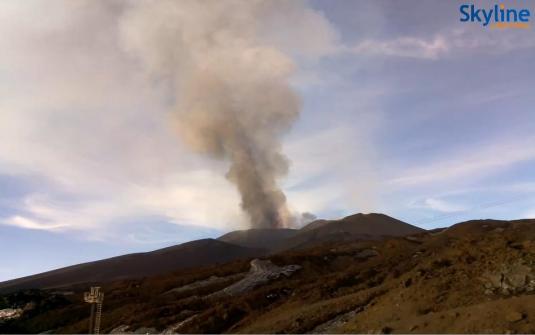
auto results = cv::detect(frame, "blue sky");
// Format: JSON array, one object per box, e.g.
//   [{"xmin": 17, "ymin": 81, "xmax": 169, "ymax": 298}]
[{"xmin": 1, "ymin": 0, "xmax": 535, "ymax": 281}]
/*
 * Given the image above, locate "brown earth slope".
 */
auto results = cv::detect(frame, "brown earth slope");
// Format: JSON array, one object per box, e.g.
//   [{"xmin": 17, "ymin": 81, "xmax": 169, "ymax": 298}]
[
  {"xmin": 1, "ymin": 218, "xmax": 534, "ymax": 334},
  {"xmin": 218, "ymin": 213, "xmax": 424, "ymax": 253},
  {"xmin": 278, "ymin": 213, "xmax": 424, "ymax": 251},
  {"xmin": 0, "ymin": 213, "xmax": 418, "ymax": 294},
  {"xmin": 0, "ymin": 239, "xmax": 265, "ymax": 294},
  {"xmin": 218, "ymin": 228, "xmax": 298, "ymax": 251}
]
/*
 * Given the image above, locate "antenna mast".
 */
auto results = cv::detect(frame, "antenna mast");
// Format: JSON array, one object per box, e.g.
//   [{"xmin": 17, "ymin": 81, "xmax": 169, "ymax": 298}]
[{"xmin": 84, "ymin": 286, "xmax": 104, "ymax": 334}]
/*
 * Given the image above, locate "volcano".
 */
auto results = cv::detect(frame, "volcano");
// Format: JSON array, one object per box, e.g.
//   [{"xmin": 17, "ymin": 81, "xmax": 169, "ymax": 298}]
[
  {"xmin": 1, "ymin": 216, "xmax": 535, "ymax": 334},
  {"xmin": 0, "ymin": 213, "xmax": 421, "ymax": 293}
]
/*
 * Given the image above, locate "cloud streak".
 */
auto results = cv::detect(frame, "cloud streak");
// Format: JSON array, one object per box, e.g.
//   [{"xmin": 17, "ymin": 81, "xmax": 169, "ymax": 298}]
[
  {"xmin": 388, "ymin": 137, "xmax": 535, "ymax": 187},
  {"xmin": 352, "ymin": 36, "xmax": 448, "ymax": 60},
  {"xmin": 3, "ymin": 216, "xmax": 68, "ymax": 231},
  {"xmin": 423, "ymin": 198, "xmax": 466, "ymax": 213},
  {"xmin": 349, "ymin": 27, "xmax": 535, "ymax": 60}
]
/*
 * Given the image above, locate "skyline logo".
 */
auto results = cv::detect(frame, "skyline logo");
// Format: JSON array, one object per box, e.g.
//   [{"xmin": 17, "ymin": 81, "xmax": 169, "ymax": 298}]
[{"xmin": 460, "ymin": 3, "xmax": 531, "ymax": 29}]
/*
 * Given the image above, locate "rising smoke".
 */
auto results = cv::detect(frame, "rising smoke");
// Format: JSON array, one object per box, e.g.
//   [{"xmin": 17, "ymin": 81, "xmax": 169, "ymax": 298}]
[{"xmin": 120, "ymin": 1, "xmax": 301, "ymax": 228}]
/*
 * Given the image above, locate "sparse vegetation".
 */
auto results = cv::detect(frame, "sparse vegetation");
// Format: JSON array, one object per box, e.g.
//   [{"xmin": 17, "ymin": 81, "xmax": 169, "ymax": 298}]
[{"xmin": 1, "ymin": 219, "xmax": 534, "ymax": 333}]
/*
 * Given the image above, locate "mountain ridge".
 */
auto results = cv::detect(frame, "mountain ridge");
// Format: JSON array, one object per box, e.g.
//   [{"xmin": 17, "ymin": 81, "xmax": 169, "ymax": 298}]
[
  {"xmin": 0, "ymin": 212, "xmax": 424, "ymax": 293},
  {"xmin": 2, "ymin": 218, "xmax": 534, "ymax": 333},
  {"xmin": 219, "ymin": 213, "xmax": 424, "ymax": 252},
  {"xmin": 0, "ymin": 239, "xmax": 265, "ymax": 294}
]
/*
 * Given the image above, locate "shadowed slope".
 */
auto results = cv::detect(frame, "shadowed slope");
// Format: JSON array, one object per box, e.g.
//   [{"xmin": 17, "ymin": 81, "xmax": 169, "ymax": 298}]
[
  {"xmin": 0, "ymin": 239, "xmax": 265, "ymax": 293},
  {"xmin": 0, "ymin": 213, "xmax": 423, "ymax": 293},
  {"xmin": 218, "ymin": 213, "xmax": 424, "ymax": 253},
  {"xmin": 218, "ymin": 228, "xmax": 298, "ymax": 250},
  {"xmin": 277, "ymin": 213, "xmax": 425, "ymax": 251}
]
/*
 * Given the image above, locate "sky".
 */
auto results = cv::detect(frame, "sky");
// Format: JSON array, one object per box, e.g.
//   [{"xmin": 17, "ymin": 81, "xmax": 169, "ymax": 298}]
[{"xmin": 1, "ymin": 0, "xmax": 535, "ymax": 281}]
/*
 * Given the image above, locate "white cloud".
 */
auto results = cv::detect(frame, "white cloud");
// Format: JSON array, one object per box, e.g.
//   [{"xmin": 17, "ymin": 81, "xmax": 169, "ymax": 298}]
[
  {"xmin": 283, "ymin": 124, "xmax": 380, "ymax": 216},
  {"xmin": 352, "ymin": 36, "xmax": 449, "ymax": 60},
  {"xmin": 423, "ymin": 198, "xmax": 466, "ymax": 213},
  {"xmin": 388, "ymin": 137, "xmax": 535, "ymax": 187},
  {"xmin": 0, "ymin": 1, "xmax": 342, "ymax": 238},
  {"xmin": 1, "ymin": 168, "xmax": 245, "ymax": 239},
  {"xmin": 258, "ymin": 1, "xmax": 341, "ymax": 59},
  {"xmin": 3, "ymin": 216, "xmax": 68, "ymax": 231},
  {"xmin": 349, "ymin": 27, "xmax": 535, "ymax": 60}
]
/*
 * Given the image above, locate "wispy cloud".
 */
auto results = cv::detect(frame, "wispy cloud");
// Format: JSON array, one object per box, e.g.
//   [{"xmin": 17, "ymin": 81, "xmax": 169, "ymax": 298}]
[
  {"xmin": 284, "ymin": 121, "xmax": 381, "ymax": 217},
  {"xmin": 352, "ymin": 36, "xmax": 448, "ymax": 60},
  {"xmin": 349, "ymin": 27, "xmax": 535, "ymax": 60},
  {"xmin": 388, "ymin": 137, "xmax": 535, "ymax": 187},
  {"xmin": 423, "ymin": 198, "xmax": 466, "ymax": 213},
  {"xmin": 2, "ymin": 216, "xmax": 68, "ymax": 231}
]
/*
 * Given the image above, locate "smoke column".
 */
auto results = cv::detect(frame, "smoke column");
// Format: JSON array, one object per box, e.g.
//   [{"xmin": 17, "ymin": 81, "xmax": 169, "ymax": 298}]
[{"xmin": 120, "ymin": 1, "xmax": 301, "ymax": 228}]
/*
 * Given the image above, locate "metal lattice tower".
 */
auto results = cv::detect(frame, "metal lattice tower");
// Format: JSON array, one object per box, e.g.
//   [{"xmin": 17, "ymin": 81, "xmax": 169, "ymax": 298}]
[{"xmin": 84, "ymin": 287, "xmax": 104, "ymax": 334}]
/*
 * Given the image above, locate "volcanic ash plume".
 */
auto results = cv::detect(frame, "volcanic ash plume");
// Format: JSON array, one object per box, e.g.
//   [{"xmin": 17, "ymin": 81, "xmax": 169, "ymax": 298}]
[{"xmin": 120, "ymin": 1, "xmax": 300, "ymax": 228}]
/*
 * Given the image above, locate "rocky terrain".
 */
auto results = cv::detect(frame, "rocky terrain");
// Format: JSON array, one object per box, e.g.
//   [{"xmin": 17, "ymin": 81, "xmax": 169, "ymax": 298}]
[{"xmin": 0, "ymin": 215, "xmax": 534, "ymax": 333}]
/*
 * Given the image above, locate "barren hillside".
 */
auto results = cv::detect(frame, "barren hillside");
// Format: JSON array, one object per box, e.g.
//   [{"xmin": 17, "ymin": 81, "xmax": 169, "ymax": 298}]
[{"xmin": 1, "ymin": 218, "xmax": 534, "ymax": 334}]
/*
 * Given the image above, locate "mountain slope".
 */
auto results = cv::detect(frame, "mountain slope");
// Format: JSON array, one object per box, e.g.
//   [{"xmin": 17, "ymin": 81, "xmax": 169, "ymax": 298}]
[
  {"xmin": 302, "ymin": 213, "xmax": 422, "ymax": 235},
  {"xmin": 3, "ymin": 218, "xmax": 534, "ymax": 334},
  {"xmin": 0, "ymin": 213, "xmax": 423, "ymax": 293},
  {"xmin": 277, "ymin": 213, "xmax": 424, "ymax": 251},
  {"xmin": 217, "ymin": 228, "xmax": 298, "ymax": 250},
  {"xmin": 218, "ymin": 213, "xmax": 424, "ymax": 253},
  {"xmin": 0, "ymin": 239, "xmax": 264, "ymax": 293}
]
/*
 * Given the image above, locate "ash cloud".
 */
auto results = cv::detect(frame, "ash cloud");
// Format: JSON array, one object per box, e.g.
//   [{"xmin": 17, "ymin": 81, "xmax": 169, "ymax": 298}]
[{"xmin": 120, "ymin": 1, "xmax": 302, "ymax": 228}]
